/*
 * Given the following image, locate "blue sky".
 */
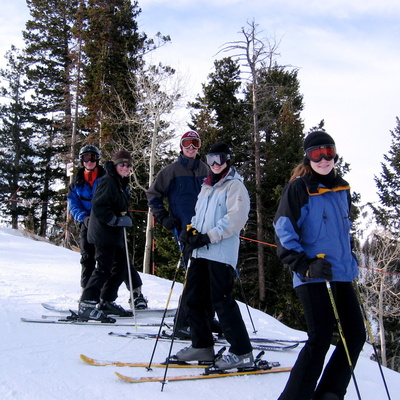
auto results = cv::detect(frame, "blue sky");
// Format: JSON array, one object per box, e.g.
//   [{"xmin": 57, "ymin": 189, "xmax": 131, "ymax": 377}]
[{"xmin": 1, "ymin": 0, "xmax": 400, "ymax": 209}]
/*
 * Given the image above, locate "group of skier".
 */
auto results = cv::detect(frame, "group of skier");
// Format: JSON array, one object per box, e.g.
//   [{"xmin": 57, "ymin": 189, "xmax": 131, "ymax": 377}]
[{"xmin": 67, "ymin": 129, "xmax": 366, "ymax": 399}]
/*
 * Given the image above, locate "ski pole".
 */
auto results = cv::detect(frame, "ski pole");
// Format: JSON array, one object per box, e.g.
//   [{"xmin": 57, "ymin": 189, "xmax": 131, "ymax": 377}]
[
  {"xmin": 235, "ymin": 269, "xmax": 257, "ymax": 334},
  {"xmin": 161, "ymin": 253, "xmax": 192, "ymax": 392},
  {"xmin": 317, "ymin": 254, "xmax": 362, "ymax": 400},
  {"xmin": 146, "ymin": 254, "xmax": 185, "ymax": 371},
  {"xmin": 123, "ymin": 226, "xmax": 137, "ymax": 327},
  {"xmin": 353, "ymin": 280, "xmax": 392, "ymax": 400}
]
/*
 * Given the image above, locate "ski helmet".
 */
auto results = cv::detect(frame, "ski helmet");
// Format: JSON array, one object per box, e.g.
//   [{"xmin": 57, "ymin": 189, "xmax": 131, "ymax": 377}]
[{"xmin": 79, "ymin": 145, "xmax": 101, "ymax": 166}]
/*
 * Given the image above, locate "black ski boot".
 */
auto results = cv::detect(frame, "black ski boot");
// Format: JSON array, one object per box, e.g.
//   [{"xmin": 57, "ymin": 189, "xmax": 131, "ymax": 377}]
[
  {"xmin": 78, "ymin": 300, "xmax": 116, "ymax": 322},
  {"xmin": 133, "ymin": 293, "xmax": 148, "ymax": 310},
  {"xmin": 99, "ymin": 300, "xmax": 133, "ymax": 317}
]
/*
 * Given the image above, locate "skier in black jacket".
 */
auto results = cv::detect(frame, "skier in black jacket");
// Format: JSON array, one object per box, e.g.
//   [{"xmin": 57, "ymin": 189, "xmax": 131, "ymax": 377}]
[{"xmin": 78, "ymin": 150, "xmax": 145, "ymax": 321}]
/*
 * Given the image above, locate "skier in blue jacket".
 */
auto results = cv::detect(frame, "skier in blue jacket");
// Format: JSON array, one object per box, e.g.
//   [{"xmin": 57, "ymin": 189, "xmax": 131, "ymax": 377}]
[
  {"xmin": 273, "ymin": 130, "xmax": 365, "ymax": 400},
  {"xmin": 68, "ymin": 145, "xmax": 105, "ymax": 288}
]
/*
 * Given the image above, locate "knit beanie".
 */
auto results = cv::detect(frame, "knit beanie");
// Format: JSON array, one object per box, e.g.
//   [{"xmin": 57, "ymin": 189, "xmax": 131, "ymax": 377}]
[
  {"xmin": 208, "ymin": 142, "xmax": 231, "ymax": 157},
  {"xmin": 113, "ymin": 150, "xmax": 133, "ymax": 165},
  {"xmin": 303, "ymin": 130, "xmax": 335, "ymax": 151}
]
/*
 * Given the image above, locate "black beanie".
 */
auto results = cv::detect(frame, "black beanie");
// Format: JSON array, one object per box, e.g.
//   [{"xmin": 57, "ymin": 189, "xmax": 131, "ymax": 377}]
[
  {"xmin": 208, "ymin": 142, "xmax": 231, "ymax": 156},
  {"xmin": 303, "ymin": 130, "xmax": 335, "ymax": 151}
]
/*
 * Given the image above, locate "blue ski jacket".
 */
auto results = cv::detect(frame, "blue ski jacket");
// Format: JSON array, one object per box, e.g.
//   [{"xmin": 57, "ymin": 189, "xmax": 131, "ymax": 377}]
[
  {"xmin": 67, "ymin": 166, "xmax": 106, "ymax": 223},
  {"xmin": 191, "ymin": 167, "xmax": 250, "ymax": 269},
  {"xmin": 273, "ymin": 173, "xmax": 358, "ymax": 288}
]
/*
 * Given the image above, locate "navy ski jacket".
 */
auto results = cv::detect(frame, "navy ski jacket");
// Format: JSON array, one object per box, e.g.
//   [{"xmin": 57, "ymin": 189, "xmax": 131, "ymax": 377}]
[
  {"xmin": 147, "ymin": 154, "xmax": 209, "ymax": 232},
  {"xmin": 273, "ymin": 173, "xmax": 359, "ymax": 288}
]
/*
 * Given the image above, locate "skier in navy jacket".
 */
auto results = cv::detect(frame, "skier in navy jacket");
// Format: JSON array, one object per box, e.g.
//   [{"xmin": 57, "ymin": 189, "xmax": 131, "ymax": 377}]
[{"xmin": 273, "ymin": 130, "xmax": 365, "ymax": 400}]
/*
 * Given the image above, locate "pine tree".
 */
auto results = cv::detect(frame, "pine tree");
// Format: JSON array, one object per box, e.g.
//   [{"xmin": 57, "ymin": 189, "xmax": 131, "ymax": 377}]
[
  {"xmin": 78, "ymin": 0, "xmax": 145, "ymax": 144},
  {"xmin": 0, "ymin": 47, "xmax": 37, "ymax": 230},
  {"xmin": 23, "ymin": 0, "xmax": 77, "ymax": 237},
  {"xmin": 372, "ymin": 117, "xmax": 400, "ymax": 232}
]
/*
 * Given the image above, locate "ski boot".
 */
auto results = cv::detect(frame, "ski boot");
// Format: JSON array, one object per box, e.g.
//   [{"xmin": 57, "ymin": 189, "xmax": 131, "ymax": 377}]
[
  {"xmin": 133, "ymin": 293, "xmax": 148, "ymax": 310},
  {"xmin": 78, "ymin": 300, "xmax": 116, "ymax": 322},
  {"xmin": 174, "ymin": 345, "xmax": 215, "ymax": 363},
  {"xmin": 213, "ymin": 351, "xmax": 254, "ymax": 371},
  {"xmin": 98, "ymin": 300, "xmax": 133, "ymax": 317}
]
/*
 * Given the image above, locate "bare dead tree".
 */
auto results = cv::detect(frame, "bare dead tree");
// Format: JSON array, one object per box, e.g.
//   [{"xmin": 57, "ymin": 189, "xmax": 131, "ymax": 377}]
[
  {"xmin": 113, "ymin": 62, "xmax": 185, "ymax": 273},
  {"xmin": 361, "ymin": 230, "xmax": 400, "ymax": 368},
  {"xmin": 217, "ymin": 20, "xmax": 280, "ymax": 303}
]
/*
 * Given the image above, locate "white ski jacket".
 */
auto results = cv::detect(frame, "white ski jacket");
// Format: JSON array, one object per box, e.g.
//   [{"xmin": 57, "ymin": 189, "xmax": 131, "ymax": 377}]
[{"xmin": 190, "ymin": 167, "xmax": 250, "ymax": 268}]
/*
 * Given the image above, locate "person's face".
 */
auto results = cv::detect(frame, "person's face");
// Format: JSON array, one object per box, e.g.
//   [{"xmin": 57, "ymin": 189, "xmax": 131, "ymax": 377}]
[
  {"xmin": 182, "ymin": 145, "xmax": 199, "ymax": 159},
  {"xmin": 115, "ymin": 162, "xmax": 132, "ymax": 178},
  {"xmin": 210, "ymin": 162, "xmax": 227, "ymax": 174},
  {"xmin": 81, "ymin": 153, "xmax": 98, "ymax": 171},
  {"xmin": 310, "ymin": 158, "xmax": 334, "ymax": 175}
]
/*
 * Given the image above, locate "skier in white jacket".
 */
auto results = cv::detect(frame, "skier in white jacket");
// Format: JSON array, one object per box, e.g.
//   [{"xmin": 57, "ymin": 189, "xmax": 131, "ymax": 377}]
[{"xmin": 176, "ymin": 142, "xmax": 253, "ymax": 371}]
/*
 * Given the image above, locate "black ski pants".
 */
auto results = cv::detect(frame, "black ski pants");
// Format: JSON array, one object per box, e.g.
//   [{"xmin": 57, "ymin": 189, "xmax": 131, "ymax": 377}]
[
  {"xmin": 278, "ymin": 281, "xmax": 366, "ymax": 400},
  {"xmin": 184, "ymin": 258, "xmax": 252, "ymax": 356},
  {"xmin": 81, "ymin": 245, "xmax": 142, "ymax": 303},
  {"xmin": 79, "ymin": 224, "xmax": 95, "ymax": 288}
]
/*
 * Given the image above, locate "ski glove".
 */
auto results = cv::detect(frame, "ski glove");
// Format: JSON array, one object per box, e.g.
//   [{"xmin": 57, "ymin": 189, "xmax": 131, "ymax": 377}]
[
  {"xmin": 108, "ymin": 215, "xmax": 132, "ymax": 228},
  {"xmin": 294, "ymin": 257, "xmax": 333, "ymax": 281},
  {"xmin": 161, "ymin": 215, "xmax": 181, "ymax": 231},
  {"xmin": 178, "ymin": 226, "xmax": 197, "ymax": 244},
  {"xmin": 307, "ymin": 258, "xmax": 333, "ymax": 281},
  {"xmin": 185, "ymin": 233, "xmax": 210, "ymax": 252}
]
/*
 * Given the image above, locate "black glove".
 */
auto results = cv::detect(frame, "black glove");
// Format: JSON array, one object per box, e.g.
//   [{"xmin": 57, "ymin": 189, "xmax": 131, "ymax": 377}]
[
  {"xmin": 108, "ymin": 215, "xmax": 132, "ymax": 228},
  {"xmin": 178, "ymin": 226, "xmax": 197, "ymax": 245},
  {"xmin": 161, "ymin": 215, "xmax": 181, "ymax": 231},
  {"xmin": 186, "ymin": 233, "xmax": 210, "ymax": 252},
  {"xmin": 294, "ymin": 257, "xmax": 333, "ymax": 281},
  {"xmin": 308, "ymin": 258, "xmax": 333, "ymax": 281},
  {"xmin": 83, "ymin": 216, "xmax": 90, "ymax": 228}
]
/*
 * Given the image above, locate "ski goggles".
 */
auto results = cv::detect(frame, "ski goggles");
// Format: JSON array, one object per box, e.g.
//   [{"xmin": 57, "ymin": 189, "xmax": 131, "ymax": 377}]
[
  {"xmin": 305, "ymin": 144, "xmax": 336, "ymax": 163},
  {"xmin": 181, "ymin": 137, "xmax": 201, "ymax": 149},
  {"xmin": 117, "ymin": 162, "xmax": 132, "ymax": 168},
  {"xmin": 205, "ymin": 153, "xmax": 230, "ymax": 166},
  {"xmin": 81, "ymin": 153, "xmax": 99, "ymax": 163}
]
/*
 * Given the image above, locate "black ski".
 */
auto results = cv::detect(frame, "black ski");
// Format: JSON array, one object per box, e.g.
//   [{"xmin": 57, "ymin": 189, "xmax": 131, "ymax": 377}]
[{"xmin": 107, "ymin": 331, "xmax": 302, "ymax": 352}]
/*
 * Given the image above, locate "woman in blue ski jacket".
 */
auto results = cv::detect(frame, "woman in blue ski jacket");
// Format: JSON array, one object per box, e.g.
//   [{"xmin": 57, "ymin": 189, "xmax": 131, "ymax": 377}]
[{"xmin": 273, "ymin": 130, "xmax": 365, "ymax": 400}]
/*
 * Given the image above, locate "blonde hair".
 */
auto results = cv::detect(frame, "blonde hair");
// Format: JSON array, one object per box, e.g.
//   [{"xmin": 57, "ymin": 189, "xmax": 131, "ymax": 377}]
[{"xmin": 289, "ymin": 163, "xmax": 312, "ymax": 182}]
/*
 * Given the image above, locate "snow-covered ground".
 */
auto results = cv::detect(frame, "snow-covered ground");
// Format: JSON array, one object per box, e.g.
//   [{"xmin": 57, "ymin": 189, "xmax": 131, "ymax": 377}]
[{"xmin": 0, "ymin": 226, "xmax": 398, "ymax": 400}]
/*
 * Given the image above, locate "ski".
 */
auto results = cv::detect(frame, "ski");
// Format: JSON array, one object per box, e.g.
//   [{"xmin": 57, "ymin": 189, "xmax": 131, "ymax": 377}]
[
  {"xmin": 115, "ymin": 365, "xmax": 292, "ymax": 383},
  {"xmin": 41, "ymin": 302, "xmax": 177, "ymax": 318},
  {"xmin": 20, "ymin": 317, "xmax": 163, "ymax": 327},
  {"xmin": 80, "ymin": 354, "xmax": 211, "ymax": 368},
  {"xmin": 107, "ymin": 331, "xmax": 301, "ymax": 352}
]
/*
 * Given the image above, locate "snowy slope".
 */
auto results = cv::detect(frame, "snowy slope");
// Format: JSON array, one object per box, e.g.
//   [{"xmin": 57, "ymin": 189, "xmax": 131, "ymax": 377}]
[{"xmin": 0, "ymin": 226, "xmax": 398, "ymax": 400}]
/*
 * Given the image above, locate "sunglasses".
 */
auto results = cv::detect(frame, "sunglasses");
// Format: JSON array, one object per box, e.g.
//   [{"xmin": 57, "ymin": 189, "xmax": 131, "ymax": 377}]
[
  {"xmin": 81, "ymin": 153, "xmax": 99, "ymax": 163},
  {"xmin": 205, "ymin": 153, "xmax": 230, "ymax": 167},
  {"xmin": 117, "ymin": 162, "xmax": 132, "ymax": 168},
  {"xmin": 306, "ymin": 144, "xmax": 336, "ymax": 163},
  {"xmin": 181, "ymin": 138, "xmax": 201, "ymax": 149}
]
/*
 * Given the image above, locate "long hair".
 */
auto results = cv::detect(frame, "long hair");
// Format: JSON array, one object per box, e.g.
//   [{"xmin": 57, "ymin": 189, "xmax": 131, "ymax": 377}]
[{"xmin": 289, "ymin": 163, "xmax": 312, "ymax": 182}]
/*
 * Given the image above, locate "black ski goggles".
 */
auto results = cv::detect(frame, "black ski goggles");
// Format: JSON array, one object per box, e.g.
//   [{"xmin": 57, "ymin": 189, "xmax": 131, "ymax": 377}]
[
  {"xmin": 181, "ymin": 137, "xmax": 201, "ymax": 149},
  {"xmin": 205, "ymin": 153, "xmax": 230, "ymax": 166},
  {"xmin": 305, "ymin": 144, "xmax": 336, "ymax": 163},
  {"xmin": 81, "ymin": 153, "xmax": 99, "ymax": 163}
]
